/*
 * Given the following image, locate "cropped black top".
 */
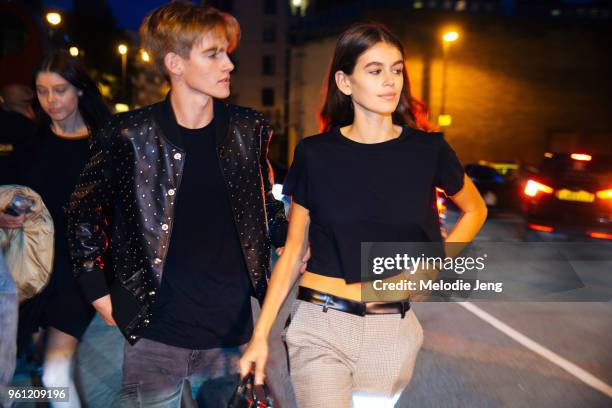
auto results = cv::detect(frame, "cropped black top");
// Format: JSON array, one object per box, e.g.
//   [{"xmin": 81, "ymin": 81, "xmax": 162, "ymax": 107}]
[{"xmin": 282, "ymin": 126, "xmax": 465, "ymax": 283}]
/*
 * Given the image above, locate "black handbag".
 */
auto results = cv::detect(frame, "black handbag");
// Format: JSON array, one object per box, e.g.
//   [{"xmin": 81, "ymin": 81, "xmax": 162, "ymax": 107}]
[{"xmin": 227, "ymin": 373, "xmax": 274, "ymax": 408}]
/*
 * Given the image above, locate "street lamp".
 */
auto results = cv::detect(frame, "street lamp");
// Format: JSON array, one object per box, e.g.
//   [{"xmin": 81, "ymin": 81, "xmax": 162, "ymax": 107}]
[
  {"xmin": 118, "ymin": 44, "xmax": 128, "ymax": 92},
  {"xmin": 439, "ymin": 30, "xmax": 459, "ymax": 127},
  {"xmin": 46, "ymin": 12, "xmax": 62, "ymax": 26},
  {"xmin": 140, "ymin": 50, "xmax": 150, "ymax": 63},
  {"xmin": 69, "ymin": 46, "xmax": 79, "ymax": 57},
  {"xmin": 443, "ymin": 31, "xmax": 459, "ymax": 43}
]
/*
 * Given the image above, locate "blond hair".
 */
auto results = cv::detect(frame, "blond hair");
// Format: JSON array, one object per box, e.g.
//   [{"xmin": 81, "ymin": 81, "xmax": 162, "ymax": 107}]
[{"xmin": 140, "ymin": 1, "xmax": 240, "ymax": 75}]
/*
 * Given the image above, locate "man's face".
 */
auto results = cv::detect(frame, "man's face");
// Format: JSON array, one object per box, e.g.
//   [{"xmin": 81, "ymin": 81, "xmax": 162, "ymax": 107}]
[{"xmin": 176, "ymin": 33, "xmax": 234, "ymax": 99}]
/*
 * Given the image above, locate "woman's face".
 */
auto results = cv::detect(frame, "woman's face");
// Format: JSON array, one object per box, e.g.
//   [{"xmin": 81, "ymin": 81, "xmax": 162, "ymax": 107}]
[
  {"xmin": 35, "ymin": 71, "xmax": 80, "ymax": 122},
  {"xmin": 336, "ymin": 41, "xmax": 404, "ymax": 116}
]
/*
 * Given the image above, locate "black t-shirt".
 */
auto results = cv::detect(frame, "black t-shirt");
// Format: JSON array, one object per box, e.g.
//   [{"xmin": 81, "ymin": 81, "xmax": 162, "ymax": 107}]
[
  {"xmin": 282, "ymin": 126, "xmax": 465, "ymax": 283},
  {"xmin": 144, "ymin": 118, "xmax": 254, "ymax": 349},
  {"xmin": 19, "ymin": 126, "xmax": 90, "ymax": 271}
]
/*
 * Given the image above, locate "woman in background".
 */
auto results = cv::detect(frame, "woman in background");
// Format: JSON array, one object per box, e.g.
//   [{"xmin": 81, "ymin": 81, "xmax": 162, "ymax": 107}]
[{"xmin": 18, "ymin": 50, "xmax": 110, "ymax": 407}]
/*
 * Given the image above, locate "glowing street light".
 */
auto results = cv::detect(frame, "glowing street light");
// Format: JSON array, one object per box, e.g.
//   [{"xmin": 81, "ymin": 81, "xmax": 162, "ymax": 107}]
[
  {"xmin": 140, "ymin": 50, "xmax": 150, "ymax": 62},
  {"xmin": 439, "ymin": 30, "xmax": 460, "ymax": 126},
  {"xmin": 443, "ymin": 31, "xmax": 459, "ymax": 43},
  {"xmin": 118, "ymin": 44, "xmax": 128, "ymax": 92},
  {"xmin": 46, "ymin": 12, "xmax": 62, "ymax": 26},
  {"xmin": 69, "ymin": 46, "xmax": 79, "ymax": 57},
  {"xmin": 114, "ymin": 103, "xmax": 129, "ymax": 113}
]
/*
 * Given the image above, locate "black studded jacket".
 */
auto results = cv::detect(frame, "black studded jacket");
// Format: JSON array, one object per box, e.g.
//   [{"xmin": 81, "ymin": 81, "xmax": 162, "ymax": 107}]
[{"xmin": 65, "ymin": 97, "xmax": 288, "ymax": 344}]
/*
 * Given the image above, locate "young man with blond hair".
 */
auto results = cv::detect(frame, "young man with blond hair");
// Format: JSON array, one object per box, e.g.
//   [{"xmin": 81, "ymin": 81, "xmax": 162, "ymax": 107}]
[{"xmin": 66, "ymin": 2, "xmax": 288, "ymax": 406}]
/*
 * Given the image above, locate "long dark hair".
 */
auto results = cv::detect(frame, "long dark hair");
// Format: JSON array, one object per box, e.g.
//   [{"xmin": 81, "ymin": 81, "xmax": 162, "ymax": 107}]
[
  {"xmin": 33, "ymin": 51, "xmax": 110, "ymax": 133},
  {"xmin": 319, "ymin": 22, "xmax": 433, "ymax": 133}
]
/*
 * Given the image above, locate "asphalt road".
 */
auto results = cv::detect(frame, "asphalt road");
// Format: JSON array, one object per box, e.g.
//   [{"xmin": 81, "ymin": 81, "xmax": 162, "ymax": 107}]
[
  {"xmin": 394, "ymin": 210, "xmax": 612, "ymax": 407},
  {"xmin": 11, "ymin": 209, "xmax": 612, "ymax": 407}
]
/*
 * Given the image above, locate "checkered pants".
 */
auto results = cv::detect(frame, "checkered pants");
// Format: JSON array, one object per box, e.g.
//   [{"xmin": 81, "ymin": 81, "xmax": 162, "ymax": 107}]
[{"xmin": 285, "ymin": 300, "xmax": 424, "ymax": 408}]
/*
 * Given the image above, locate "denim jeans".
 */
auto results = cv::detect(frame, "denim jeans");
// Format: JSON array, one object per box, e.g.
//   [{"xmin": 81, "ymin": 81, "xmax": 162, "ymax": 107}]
[
  {"xmin": 0, "ymin": 251, "xmax": 18, "ymax": 407},
  {"xmin": 120, "ymin": 337, "xmax": 245, "ymax": 408}
]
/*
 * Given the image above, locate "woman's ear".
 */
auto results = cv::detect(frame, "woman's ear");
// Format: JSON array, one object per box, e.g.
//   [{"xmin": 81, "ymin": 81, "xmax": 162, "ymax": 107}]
[{"xmin": 334, "ymin": 71, "xmax": 352, "ymax": 96}]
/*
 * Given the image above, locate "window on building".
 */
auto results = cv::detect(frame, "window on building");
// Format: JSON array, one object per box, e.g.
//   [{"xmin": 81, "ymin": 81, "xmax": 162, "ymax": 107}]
[
  {"xmin": 263, "ymin": 26, "xmax": 276, "ymax": 43},
  {"xmin": 261, "ymin": 88, "xmax": 275, "ymax": 107},
  {"xmin": 262, "ymin": 55, "xmax": 275, "ymax": 76},
  {"xmin": 263, "ymin": 0, "xmax": 277, "ymax": 15}
]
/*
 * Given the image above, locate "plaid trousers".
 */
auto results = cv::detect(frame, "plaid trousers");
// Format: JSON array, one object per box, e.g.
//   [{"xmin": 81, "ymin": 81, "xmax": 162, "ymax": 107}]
[{"xmin": 285, "ymin": 299, "xmax": 424, "ymax": 408}]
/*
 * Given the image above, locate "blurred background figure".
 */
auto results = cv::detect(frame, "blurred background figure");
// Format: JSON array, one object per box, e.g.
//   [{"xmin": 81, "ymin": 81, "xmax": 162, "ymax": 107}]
[
  {"xmin": 0, "ymin": 84, "xmax": 36, "ymax": 186},
  {"xmin": 0, "ymin": 84, "xmax": 35, "ymax": 120},
  {"xmin": 16, "ymin": 50, "xmax": 110, "ymax": 408}
]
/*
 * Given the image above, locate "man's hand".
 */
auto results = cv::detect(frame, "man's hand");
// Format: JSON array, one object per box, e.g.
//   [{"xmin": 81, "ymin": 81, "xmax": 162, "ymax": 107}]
[
  {"xmin": 275, "ymin": 245, "xmax": 311, "ymax": 274},
  {"xmin": 92, "ymin": 294, "xmax": 116, "ymax": 326},
  {"xmin": 0, "ymin": 213, "xmax": 25, "ymax": 229}
]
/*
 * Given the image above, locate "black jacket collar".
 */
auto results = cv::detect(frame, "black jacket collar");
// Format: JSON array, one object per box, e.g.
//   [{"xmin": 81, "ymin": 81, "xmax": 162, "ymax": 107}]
[{"xmin": 152, "ymin": 93, "xmax": 229, "ymax": 150}]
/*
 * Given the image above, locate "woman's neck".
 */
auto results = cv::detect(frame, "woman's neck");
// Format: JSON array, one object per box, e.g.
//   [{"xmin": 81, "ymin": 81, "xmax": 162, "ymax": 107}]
[
  {"xmin": 340, "ymin": 105, "xmax": 401, "ymax": 144},
  {"xmin": 51, "ymin": 110, "xmax": 88, "ymax": 138}
]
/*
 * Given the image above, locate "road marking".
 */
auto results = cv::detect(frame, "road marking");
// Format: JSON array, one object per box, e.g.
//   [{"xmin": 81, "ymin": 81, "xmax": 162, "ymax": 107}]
[{"xmin": 458, "ymin": 302, "xmax": 612, "ymax": 398}]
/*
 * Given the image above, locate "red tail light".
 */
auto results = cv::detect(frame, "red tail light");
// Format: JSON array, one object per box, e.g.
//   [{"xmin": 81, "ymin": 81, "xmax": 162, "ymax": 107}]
[
  {"xmin": 588, "ymin": 232, "xmax": 612, "ymax": 240},
  {"xmin": 528, "ymin": 224, "xmax": 554, "ymax": 232},
  {"xmin": 524, "ymin": 180, "xmax": 554, "ymax": 197},
  {"xmin": 596, "ymin": 189, "xmax": 612, "ymax": 200}
]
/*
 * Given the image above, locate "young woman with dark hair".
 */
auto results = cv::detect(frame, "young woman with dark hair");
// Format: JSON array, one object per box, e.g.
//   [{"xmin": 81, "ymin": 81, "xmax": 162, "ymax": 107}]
[
  {"xmin": 240, "ymin": 23, "xmax": 487, "ymax": 407},
  {"xmin": 16, "ymin": 50, "xmax": 110, "ymax": 407}
]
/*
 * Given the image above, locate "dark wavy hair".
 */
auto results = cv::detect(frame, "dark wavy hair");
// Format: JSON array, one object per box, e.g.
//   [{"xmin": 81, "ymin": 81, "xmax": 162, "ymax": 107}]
[
  {"xmin": 33, "ymin": 51, "xmax": 110, "ymax": 133},
  {"xmin": 319, "ymin": 22, "xmax": 433, "ymax": 133}
]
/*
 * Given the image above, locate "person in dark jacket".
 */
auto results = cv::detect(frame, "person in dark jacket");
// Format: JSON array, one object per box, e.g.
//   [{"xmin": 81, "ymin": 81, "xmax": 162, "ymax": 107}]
[
  {"xmin": 0, "ymin": 84, "xmax": 36, "ymax": 186},
  {"xmin": 65, "ymin": 3, "xmax": 290, "ymax": 407}
]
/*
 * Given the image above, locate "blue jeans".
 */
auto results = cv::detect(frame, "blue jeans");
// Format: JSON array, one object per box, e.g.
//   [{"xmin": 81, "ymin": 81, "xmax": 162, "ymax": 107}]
[
  {"xmin": 0, "ymin": 251, "xmax": 18, "ymax": 407},
  {"xmin": 120, "ymin": 338, "xmax": 245, "ymax": 408}
]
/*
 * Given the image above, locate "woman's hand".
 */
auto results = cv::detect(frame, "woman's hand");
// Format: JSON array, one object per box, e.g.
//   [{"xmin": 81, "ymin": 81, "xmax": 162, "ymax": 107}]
[
  {"xmin": 92, "ymin": 294, "xmax": 117, "ymax": 326},
  {"xmin": 276, "ymin": 245, "xmax": 311, "ymax": 274},
  {"xmin": 0, "ymin": 213, "xmax": 25, "ymax": 229},
  {"xmin": 239, "ymin": 335, "xmax": 269, "ymax": 385}
]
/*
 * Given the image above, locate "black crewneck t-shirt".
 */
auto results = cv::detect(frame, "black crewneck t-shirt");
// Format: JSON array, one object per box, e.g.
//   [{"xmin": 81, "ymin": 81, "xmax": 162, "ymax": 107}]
[
  {"xmin": 282, "ymin": 126, "xmax": 465, "ymax": 283},
  {"xmin": 144, "ymin": 118, "xmax": 254, "ymax": 349}
]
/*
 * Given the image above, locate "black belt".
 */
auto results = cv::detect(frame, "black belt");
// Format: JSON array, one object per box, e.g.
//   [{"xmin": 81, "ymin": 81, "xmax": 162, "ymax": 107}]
[{"xmin": 297, "ymin": 286, "xmax": 410, "ymax": 318}]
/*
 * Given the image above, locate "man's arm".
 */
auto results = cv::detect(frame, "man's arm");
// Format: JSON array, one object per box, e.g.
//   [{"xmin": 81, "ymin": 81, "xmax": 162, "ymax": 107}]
[
  {"xmin": 65, "ymin": 124, "xmax": 115, "ymax": 306},
  {"xmin": 258, "ymin": 118, "xmax": 288, "ymax": 248}
]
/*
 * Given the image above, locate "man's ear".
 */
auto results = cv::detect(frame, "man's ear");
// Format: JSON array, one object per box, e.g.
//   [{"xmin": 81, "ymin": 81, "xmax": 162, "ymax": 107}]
[
  {"xmin": 164, "ymin": 52, "xmax": 184, "ymax": 77},
  {"xmin": 335, "ymin": 70, "xmax": 352, "ymax": 96}
]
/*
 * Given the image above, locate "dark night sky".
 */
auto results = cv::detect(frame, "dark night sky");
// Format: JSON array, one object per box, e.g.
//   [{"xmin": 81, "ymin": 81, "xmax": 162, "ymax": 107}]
[{"xmin": 43, "ymin": 0, "xmax": 168, "ymax": 30}]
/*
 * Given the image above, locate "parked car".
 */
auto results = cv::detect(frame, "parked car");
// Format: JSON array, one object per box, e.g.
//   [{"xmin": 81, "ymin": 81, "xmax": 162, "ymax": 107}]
[
  {"xmin": 465, "ymin": 162, "xmax": 521, "ymax": 210},
  {"xmin": 521, "ymin": 152, "xmax": 612, "ymax": 240}
]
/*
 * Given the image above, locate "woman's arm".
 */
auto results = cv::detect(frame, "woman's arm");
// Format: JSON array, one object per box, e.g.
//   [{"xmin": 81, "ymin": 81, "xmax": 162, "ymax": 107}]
[
  {"xmin": 444, "ymin": 174, "xmax": 488, "ymax": 249},
  {"xmin": 240, "ymin": 201, "xmax": 310, "ymax": 383}
]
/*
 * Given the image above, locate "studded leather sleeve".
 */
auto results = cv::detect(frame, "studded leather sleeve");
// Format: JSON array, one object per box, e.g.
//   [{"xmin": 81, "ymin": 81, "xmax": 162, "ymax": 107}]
[
  {"xmin": 259, "ymin": 118, "xmax": 288, "ymax": 248},
  {"xmin": 65, "ymin": 124, "xmax": 115, "ymax": 303}
]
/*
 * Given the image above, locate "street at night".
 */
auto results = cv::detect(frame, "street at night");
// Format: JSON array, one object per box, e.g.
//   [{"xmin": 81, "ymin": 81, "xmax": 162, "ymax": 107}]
[
  {"xmin": 8, "ymin": 209, "xmax": 612, "ymax": 407},
  {"xmin": 1, "ymin": 1, "xmax": 612, "ymax": 407}
]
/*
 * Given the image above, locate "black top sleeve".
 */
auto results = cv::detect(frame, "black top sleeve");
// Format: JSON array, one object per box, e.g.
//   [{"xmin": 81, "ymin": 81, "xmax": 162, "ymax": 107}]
[
  {"xmin": 283, "ymin": 141, "xmax": 309, "ymax": 208},
  {"xmin": 434, "ymin": 135, "xmax": 465, "ymax": 196}
]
